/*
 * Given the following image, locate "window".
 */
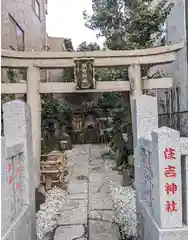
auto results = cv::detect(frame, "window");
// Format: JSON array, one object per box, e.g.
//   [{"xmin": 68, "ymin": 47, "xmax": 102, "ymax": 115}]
[
  {"xmin": 32, "ymin": 0, "xmax": 40, "ymax": 18},
  {"xmin": 9, "ymin": 15, "xmax": 24, "ymax": 51}
]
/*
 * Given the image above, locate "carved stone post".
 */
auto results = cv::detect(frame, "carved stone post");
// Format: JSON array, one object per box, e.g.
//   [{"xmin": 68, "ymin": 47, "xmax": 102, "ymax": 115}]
[
  {"xmin": 128, "ymin": 64, "xmax": 142, "ymax": 97},
  {"xmin": 128, "ymin": 64, "xmax": 145, "ymax": 239},
  {"xmin": 27, "ymin": 66, "xmax": 41, "ymax": 187},
  {"xmin": 128, "ymin": 64, "xmax": 143, "ymax": 173}
]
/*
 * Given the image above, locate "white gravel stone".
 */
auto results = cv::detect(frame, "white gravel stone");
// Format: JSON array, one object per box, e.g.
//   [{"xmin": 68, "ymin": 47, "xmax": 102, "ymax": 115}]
[
  {"xmin": 104, "ymin": 160, "xmax": 137, "ymax": 239},
  {"xmin": 36, "ymin": 186, "xmax": 67, "ymax": 240}
]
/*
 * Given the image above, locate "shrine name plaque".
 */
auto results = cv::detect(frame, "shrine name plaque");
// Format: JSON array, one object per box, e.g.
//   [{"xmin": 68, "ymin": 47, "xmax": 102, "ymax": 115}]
[{"xmin": 74, "ymin": 58, "xmax": 96, "ymax": 90}]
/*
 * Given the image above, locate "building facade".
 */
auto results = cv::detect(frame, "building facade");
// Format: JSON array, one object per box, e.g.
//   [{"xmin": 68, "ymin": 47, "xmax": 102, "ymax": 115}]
[
  {"xmin": 1, "ymin": 0, "xmax": 47, "ymax": 52},
  {"xmin": 165, "ymin": 0, "xmax": 188, "ymax": 112},
  {"xmin": 47, "ymin": 36, "xmax": 73, "ymax": 83},
  {"xmin": 157, "ymin": 0, "xmax": 188, "ymax": 136},
  {"xmin": 1, "ymin": 0, "xmax": 48, "ymax": 85}
]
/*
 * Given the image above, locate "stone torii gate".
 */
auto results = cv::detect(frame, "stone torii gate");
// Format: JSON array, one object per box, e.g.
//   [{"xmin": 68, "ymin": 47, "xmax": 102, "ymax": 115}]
[{"xmin": 1, "ymin": 42, "xmax": 183, "ymax": 187}]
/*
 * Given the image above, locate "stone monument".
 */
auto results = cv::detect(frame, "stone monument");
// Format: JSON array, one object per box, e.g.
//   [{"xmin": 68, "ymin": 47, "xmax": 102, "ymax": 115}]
[
  {"xmin": 131, "ymin": 95, "xmax": 188, "ymax": 240},
  {"xmin": 1, "ymin": 100, "xmax": 36, "ymax": 240}
]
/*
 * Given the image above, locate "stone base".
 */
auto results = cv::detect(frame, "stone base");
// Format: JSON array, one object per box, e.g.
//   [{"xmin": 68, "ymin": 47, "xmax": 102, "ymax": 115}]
[{"xmin": 139, "ymin": 201, "xmax": 188, "ymax": 240}]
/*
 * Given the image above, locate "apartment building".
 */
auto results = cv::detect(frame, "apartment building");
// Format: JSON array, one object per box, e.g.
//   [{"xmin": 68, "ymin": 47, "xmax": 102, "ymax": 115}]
[
  {"xmin": 156, "ymin": 0, "xmax": 188, "ymax": 136},
  {"xmin": 47, "ymin": 36, "xmax": 73, "ymax": 83},
  {"xmin": 1, "ymin": 0, "xmax": 48, "ymax": 85},
  {"xmin": 1, "ymin": 0, "xmax": 47, "ymax": 51}
]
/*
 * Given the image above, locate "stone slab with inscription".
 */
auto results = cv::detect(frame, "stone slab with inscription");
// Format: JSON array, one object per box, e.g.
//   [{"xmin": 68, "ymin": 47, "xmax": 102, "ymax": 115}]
[{"xmin": 151, "ymin": 127, "xmax": 182, "ymax": 228}]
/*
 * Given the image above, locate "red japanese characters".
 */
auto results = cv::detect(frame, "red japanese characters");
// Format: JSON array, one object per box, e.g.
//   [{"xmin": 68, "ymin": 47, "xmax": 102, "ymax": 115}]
[
  {"xmin": 164, "ymin": 147, "xmax": 176, "ymax": 160},
  {"xmin": 165, "ymin": 201, "xmax": 177, "ymax": 212},
  {"xmin": 164, "ymin": 165, "xmax": 177, "ymax": 178},
  {"xmin": 165, "ymin": 183, "xmax": 177, "ymax": 195},
  {"xmin": 8, "ymin": 175, "xmax": 13, "ymax": 184},
  {"xmin": 163, "ymin": 147, "xmax": 178, "ymax": 213},
  {"xmin": 8, "ymin": 163, "xmax": 12, "ymax": 173},
  {"xmin": 7, "ymin": 160, "xmax": 23, "ymax": 190}
]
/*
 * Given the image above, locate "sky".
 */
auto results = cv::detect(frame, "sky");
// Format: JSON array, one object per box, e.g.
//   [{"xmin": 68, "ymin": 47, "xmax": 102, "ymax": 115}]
[{"xmin": 46, "ymin": 0, "xmax": 105, "ymax": 49}]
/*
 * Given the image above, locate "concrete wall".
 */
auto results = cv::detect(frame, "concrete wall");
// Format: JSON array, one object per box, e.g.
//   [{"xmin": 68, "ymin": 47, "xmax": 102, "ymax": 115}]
[
  {"xmin": 48, "ymin": 36, "xmax": 66, "ymax": 52},
  {"xmin": 1, "ymin": 0, "xmax": 47, "ymax": 84},
  {"xmin": 157, "ymin": 0, "xmax": 188, "ymax": 112},
  {"xmin": 166, "ymin": 0, "xmax": 188, "ymax": 111},
  {"xmin": 1, "ymin": 0, "xmax": 47, "ymax": 51}
]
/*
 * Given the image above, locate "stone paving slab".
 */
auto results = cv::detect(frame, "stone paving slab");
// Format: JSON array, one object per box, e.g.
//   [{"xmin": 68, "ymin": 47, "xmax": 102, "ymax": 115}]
[
  {"xmin": 67, "ymin": 193, "xmax": 88, "ymax": 200},
  {"xmin": 72, "ymin": 168, "xmax": 89, "ymax": 176},
  {"xmin": 54, "ymin": 145, "xmax": 120, "ymax": 240},
  {"xmin": 57, "ymin": 206, "xmax": 87, "ymax": 225},
  {"xmin": 89, "ymin": 181, "xmax": 110, "ymax": 194},
  {"xmin": 60, "ymin": 199, "xmax": 87, "ymax": 211},
  {"xmin": 107, "ymin": 171, "xmax": 123, "ymax": 183},
  {"xmin": 89, "ymin": 220, "xmax": 120, "ymax": 240},
  {"xmin": 89, "ymin": 165, "xmax": 106, "ymax": 173},
  {"xmin": 68, "ymin": 182, "xmax": 88, "ymax": 194},
  {"xmin": 89, "ymin": 210, "xmax": 117, "ymax": 223},
  {"xmin": 89, "ymin": 193, "xmax": 113, "ymax": 210},
  {"xmin": 89, "ymin": 173, "xmax": 106, "ymax": 183},
  {"xmin": 68, "ymin": 174, "xmax": 89, "ymax": 183},
  {"xmin": 89, "ymin": 158, "xmax": 104, "ymax": 166},
  {"xmin": 54, "ymin": 225, "xmax": 86, "ymax": 240}
]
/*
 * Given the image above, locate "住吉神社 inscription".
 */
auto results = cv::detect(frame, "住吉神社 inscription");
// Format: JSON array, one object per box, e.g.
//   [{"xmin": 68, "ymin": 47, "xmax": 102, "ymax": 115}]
[{"xmin": 163, "ymin": 148, "xmax": 178, "ymax": 213}]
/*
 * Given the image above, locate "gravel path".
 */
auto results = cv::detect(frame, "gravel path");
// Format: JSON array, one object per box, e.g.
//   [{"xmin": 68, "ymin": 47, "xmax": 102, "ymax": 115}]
[{"xmin": 53, "ymin": 144, "xmax": 121, "ymax": 240}]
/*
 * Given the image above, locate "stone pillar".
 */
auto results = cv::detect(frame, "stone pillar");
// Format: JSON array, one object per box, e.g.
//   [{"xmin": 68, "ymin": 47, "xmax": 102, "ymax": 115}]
[
  {"xmin": 131, "ymin": 95, "xmax": 158, "ymax": 193},
  {"xmin": 182, "ymin": 155, "xmax": 188, "ymax": 224},
  {"xmin": 27, "ymin": 66, "xmax": 41, "ymax": 187},
  {"xmin": 128, "ymin": 64, "xmax": 143, "ymax": 167},
  {"xmin": 128, "ymin": 64, "xmax": 142, "ymax": 97},
  {"xmin": 151, "ymin": 127, "xmax": 182, "ymax": 228},
  {"xmin": 3, "ymin": 100, "xmax": 36, "ymax": 240}
]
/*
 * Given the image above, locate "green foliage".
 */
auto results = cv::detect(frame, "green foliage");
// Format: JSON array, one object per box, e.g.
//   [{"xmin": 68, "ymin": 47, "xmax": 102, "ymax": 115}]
[
  {"xmin": 63, "ymin": 41, "xmax": 101, "ymax": 82},
  {"xmin": 62, "ymin": 68, "xmax": 74, "ymax": 82},
  {"xmin": 41, "ymin": 140, "xmax": 50, "ymax": 155},
  {"xmin": 77, "ymin": 41, "xmax": 128, "ymax": 81},
  {"xmin": 84, "ymin": 0, "xmax": 173, "ymax": 50},
  {"xmin": 41, "ymin": 94, "xmax": 72, "ymax": 131},
  {"xmin": 2, "ymin": 68, "xmax": 27, "ymax": 83},
  {"xmin": 98, "ymin": 92, "xmax": 121, "ymax": 109},
  {"xmin": 77, "ymin": 41, "xmax": 101, "ymax": 51},
  {"xmin": 7, "ymin": 68, "xmax": 18, "ymax": 83},
  {"xmin": 84, "ymin": 0, "xmax": 173, "ymax": 168},
  {"xmin": 95, "ymin": 67, "xmax": 128, "ymax": 81},
  {"xmin": 1, "ymin": 94, "xmax": 16, "ymax": 104}
]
